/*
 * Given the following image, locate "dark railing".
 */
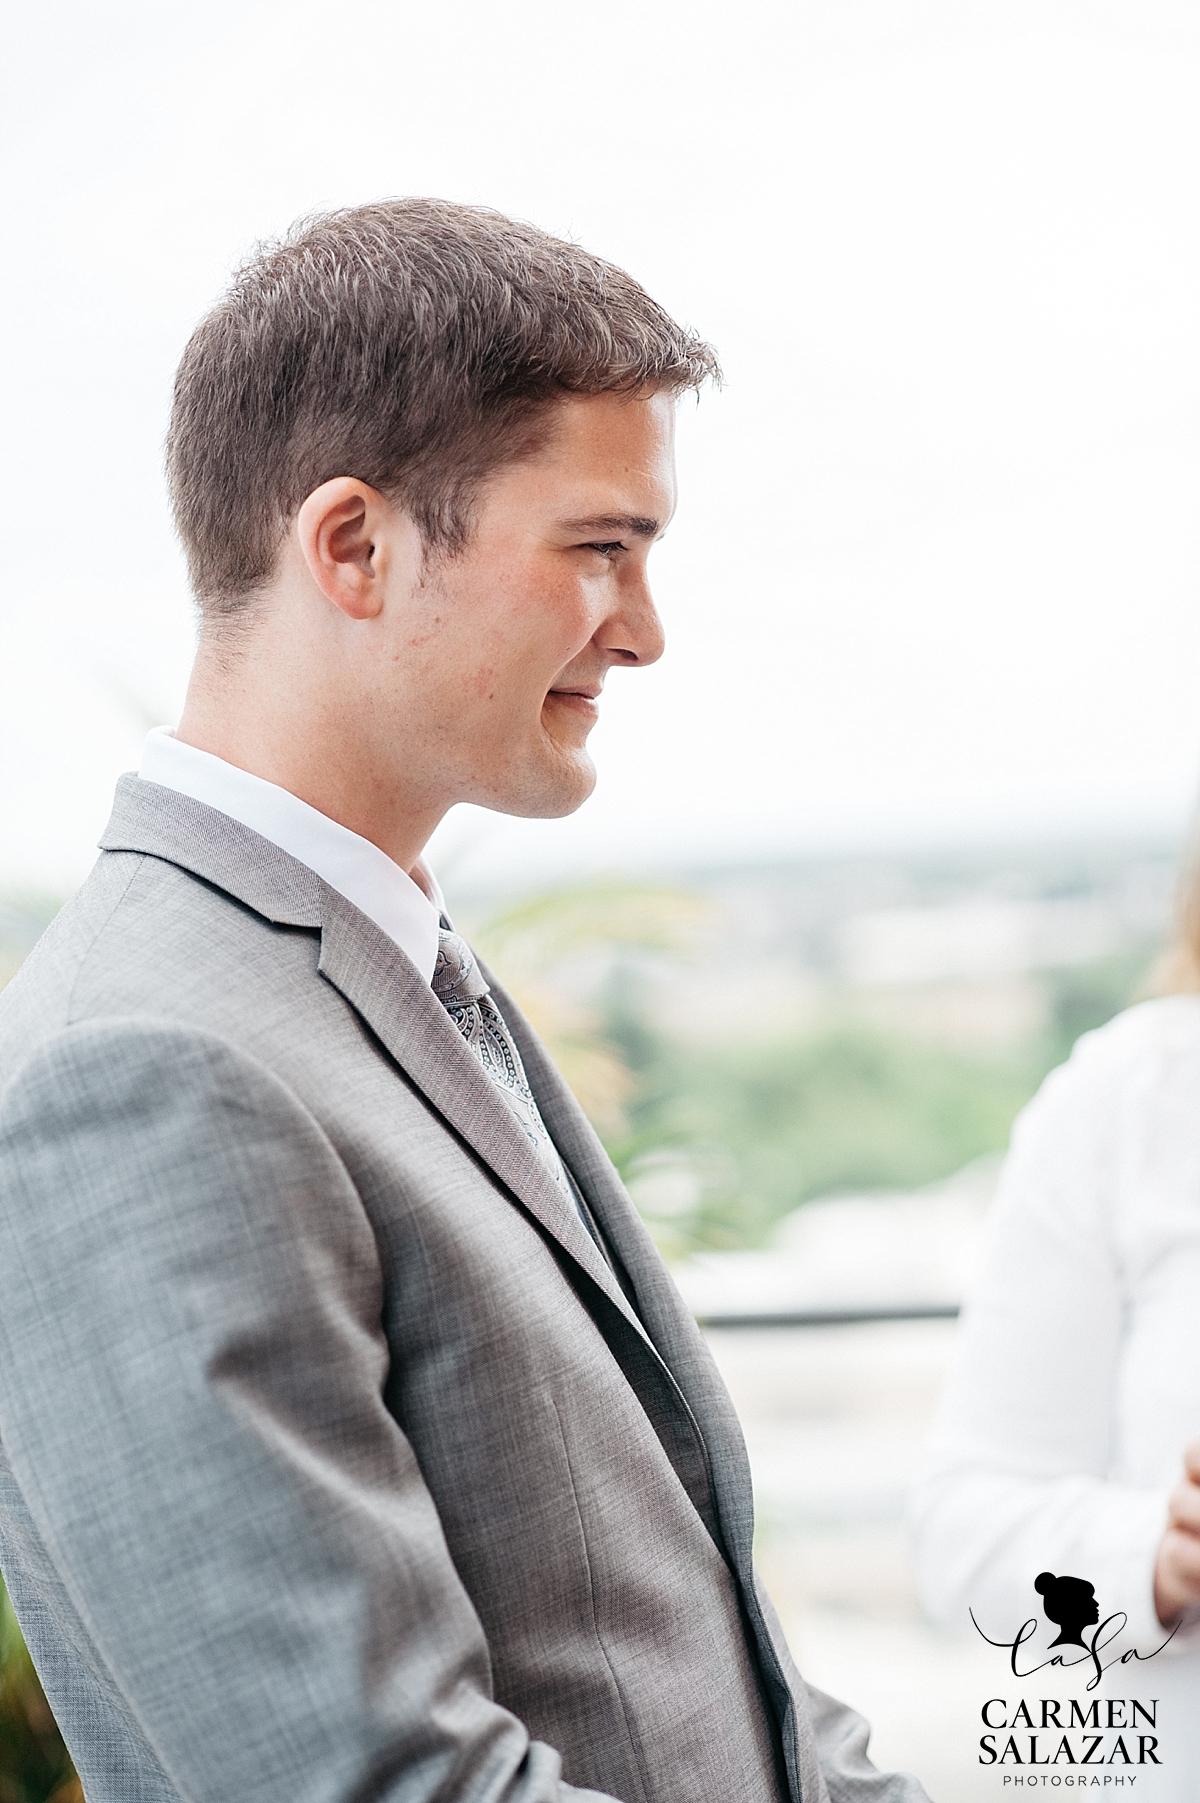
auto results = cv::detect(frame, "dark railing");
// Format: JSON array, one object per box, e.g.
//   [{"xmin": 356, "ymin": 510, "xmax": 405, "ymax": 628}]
[{"xmin": 695, "ymin": 1303, "xmax": 961, "ymax": 1329}]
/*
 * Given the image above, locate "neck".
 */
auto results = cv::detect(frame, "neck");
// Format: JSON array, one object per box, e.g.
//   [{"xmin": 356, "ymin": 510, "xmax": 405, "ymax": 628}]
[{"xmin": 177, "ymin": 635, "xmax": 446, "ymax": 875}]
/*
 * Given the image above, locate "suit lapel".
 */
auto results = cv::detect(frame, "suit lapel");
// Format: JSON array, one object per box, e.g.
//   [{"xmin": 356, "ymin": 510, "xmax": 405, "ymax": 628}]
[
  {"xmin": 318, "ymin": 919, "xmax": 730, "ymax": 1553},
  {"xmin": 100, "ymin": 776, "xmax": 328, "ymax": 929},
  {"xmin": 99, "ymin": 777, "xmax": 650, "ymax": 1346},
  {"xmin": 314, "ymin": 898, "xmax": 654, "ymax": 1344},
  {"xmin": 102, "ymin": 780, "xmax": 736, "ymax": 1535}
]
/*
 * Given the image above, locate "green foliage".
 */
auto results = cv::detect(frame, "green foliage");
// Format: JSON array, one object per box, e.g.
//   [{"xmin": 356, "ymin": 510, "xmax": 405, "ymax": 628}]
[
  {"xmin": 0, "ymin": 1581, "xmax": 79, "ymax": 1803},
  {"xmin": 609, "ymin": 1017, "xmax": 1042, "ymax": 1254},
  {"xmin": 691, "ymin": 1027, "xmax": 1031, "ymax": 1209},
  {"xmin": 603, "ymin": 936, "xmax": 1160, "ymax": 1256},
  {"xmin": 1042, "ymin": 946, "xmax": 1157, "ymax": 1069}
]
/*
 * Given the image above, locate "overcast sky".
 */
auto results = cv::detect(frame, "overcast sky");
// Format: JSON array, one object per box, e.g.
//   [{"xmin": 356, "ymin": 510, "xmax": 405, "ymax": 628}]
[{"xmin": 2, "ymin": 0, "xmax": 1199, "ymax": 894}]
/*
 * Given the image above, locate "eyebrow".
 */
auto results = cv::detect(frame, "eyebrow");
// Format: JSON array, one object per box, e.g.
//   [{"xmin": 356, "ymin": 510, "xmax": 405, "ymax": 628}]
[{"xmin": 558, "ymin": 513, "xmax": 662, "ymax": 540}]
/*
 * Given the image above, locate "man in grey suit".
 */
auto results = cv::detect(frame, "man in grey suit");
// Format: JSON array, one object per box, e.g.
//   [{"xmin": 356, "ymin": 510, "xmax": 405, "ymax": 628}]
[{"xmin": 0, "ymin": 201, "xmax": 929, "ymax": 1803}]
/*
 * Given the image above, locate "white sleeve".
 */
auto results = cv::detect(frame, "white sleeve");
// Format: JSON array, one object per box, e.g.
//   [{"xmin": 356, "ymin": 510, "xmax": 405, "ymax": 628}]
[{"xmin": 909, "ymin": 1034, "xmax": 1171, "ymax": 1652}]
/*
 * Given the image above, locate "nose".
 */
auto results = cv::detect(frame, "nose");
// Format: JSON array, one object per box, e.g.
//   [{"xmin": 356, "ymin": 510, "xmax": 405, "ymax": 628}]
[{"xmin": 597, "ymin": 566, "xmax": 666, "ymax": 669}]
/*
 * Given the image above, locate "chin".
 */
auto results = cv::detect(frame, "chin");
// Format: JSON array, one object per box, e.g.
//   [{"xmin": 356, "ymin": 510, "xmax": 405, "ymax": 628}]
[{"xmin": 485, "ymin": 752, "xmax": 597, "ymax": 821}]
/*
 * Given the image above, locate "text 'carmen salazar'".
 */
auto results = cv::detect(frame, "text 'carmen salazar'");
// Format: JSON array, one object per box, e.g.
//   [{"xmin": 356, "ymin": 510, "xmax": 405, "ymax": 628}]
[{"xmin": 980, "ymin": 1699, "xmax": 1159, "ymax": 1768}]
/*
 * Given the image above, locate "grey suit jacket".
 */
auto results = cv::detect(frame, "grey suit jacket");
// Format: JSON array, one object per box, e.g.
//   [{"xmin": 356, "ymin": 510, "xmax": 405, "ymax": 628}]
[{"xmin": 0, "ymin": 778, "xmax": 928, "ymax": 1803}]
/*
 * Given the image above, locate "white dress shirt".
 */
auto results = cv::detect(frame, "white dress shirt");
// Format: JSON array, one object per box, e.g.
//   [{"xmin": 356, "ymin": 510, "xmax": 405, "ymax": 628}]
[
  {"xmin": 912, "ymin": 996, "xmax": 1200, "ymax": 1793},
  {"xmin": 138, "ymin": 727, "xmax": 444, "ymax": 984}
]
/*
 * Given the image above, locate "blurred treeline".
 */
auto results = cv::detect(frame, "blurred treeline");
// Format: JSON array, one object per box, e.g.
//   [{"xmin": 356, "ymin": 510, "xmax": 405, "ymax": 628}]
[{"xmin": 0, "ymin": 872, "xmax": 1162, "ymax": 1797}]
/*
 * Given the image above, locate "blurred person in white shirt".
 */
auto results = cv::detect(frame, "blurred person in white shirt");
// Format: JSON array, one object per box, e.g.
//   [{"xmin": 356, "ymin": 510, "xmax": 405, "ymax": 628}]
[{"xmin": 911, "ymin": 847, "xmax": 1200, "ymax": 1795}]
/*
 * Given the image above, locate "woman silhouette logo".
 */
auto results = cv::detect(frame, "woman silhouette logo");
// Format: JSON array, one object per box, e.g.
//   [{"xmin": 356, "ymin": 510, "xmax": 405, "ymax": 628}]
[{"xmin": 1035, "ymin": 1571, "xmax": 1100, "ymax": 1648}]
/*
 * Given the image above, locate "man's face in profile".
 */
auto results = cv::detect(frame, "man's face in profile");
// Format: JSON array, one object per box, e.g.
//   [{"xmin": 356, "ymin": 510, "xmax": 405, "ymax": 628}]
[{"xmin": 376, "ymin": 387, "xmax": 676, "ymax": 823}]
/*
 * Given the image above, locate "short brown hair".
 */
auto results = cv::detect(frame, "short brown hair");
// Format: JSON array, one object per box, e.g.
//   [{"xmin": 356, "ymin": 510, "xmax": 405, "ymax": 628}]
[{"xmin": 167, "ymin": 198, "xmax": 718, "ymax": 615}]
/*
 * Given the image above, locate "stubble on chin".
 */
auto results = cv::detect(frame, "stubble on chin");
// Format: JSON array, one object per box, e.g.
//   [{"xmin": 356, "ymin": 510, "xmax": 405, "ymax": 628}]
[{"xmin": 489, "ymin": 736, "xmax": 597, "ymax": 820}]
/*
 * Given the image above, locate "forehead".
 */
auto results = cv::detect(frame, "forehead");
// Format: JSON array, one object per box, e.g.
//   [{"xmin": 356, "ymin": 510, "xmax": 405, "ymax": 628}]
[
  {"xmin": 499, "ymin": 389, "xmax": 678, "ymax": 525},
  {"xmin": 543, "ymin": 388, "xmax": 676, "ymax": 459}
]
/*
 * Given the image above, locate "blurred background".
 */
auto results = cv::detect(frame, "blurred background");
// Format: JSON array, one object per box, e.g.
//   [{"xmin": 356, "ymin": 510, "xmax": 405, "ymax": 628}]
[{"xmin": 2, "ymin": 1, "xmax": 1199, "ymax": 1796}]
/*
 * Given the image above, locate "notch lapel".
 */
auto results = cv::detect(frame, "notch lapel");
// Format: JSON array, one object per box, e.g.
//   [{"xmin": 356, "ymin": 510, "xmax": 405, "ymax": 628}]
[
  {"xmin": 314, "ymin": 898, "xmax": 655, "ymax": 1345},
  {"xmin": 99, "ymin": 777, "xmax": 649, "ymax": 1345},
  {"xmin": 320, "ymin": 911, "xmax": 731, "ymax": 1551}
]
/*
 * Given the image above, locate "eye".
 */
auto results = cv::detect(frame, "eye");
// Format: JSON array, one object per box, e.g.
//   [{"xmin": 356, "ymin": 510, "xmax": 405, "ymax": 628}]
[{"xmin": 584, "ymin": 540, "xmax": 626, "ymax": 559}]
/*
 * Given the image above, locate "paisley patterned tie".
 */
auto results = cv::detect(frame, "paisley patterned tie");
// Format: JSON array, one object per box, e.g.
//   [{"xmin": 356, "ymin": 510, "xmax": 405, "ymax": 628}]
[
  {"xmin": 431, "ymin": 929, "xmax": 623, "ymax": 1273},
  {"xmin": 432, "ymin": 928, "xmax": 570, "ymax": 1187}
]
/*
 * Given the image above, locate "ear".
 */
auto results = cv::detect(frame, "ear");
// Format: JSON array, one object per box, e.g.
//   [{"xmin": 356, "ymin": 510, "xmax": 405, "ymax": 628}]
[{"xmin": 295, "ymin": 477, "xmax": 399, "ymax": 621}]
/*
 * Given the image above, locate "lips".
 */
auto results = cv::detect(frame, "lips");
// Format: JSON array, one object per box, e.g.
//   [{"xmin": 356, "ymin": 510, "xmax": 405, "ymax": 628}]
[{"xmin": 546, "ymin": 688, "xmax": 600, "ymax": 719}]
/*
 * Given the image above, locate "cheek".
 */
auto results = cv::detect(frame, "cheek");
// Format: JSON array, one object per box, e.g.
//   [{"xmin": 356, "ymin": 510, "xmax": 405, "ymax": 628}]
[
  {"xmin": 488, "ymin": 588, "xmax": 594, "ymax": 681},
  {"xmin": 436, "ymin": 553, "xmax": 595, "ymax": 707},
  {"xmin": 460, "ymin": 636, "xmax": 570, "ymax": 712}
]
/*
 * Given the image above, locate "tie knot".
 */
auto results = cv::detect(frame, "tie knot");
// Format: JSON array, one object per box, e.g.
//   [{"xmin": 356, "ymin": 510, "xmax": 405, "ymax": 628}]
[{"xmin": 432, "ymin": 929, "xmax": 491, "ymax": 1007}]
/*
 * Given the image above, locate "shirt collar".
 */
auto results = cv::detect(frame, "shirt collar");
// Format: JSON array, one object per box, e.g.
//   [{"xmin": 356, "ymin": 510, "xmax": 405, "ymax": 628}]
[{"xmin": 137, "ymin": 727, "xmax": 443, "ymax": 985}]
